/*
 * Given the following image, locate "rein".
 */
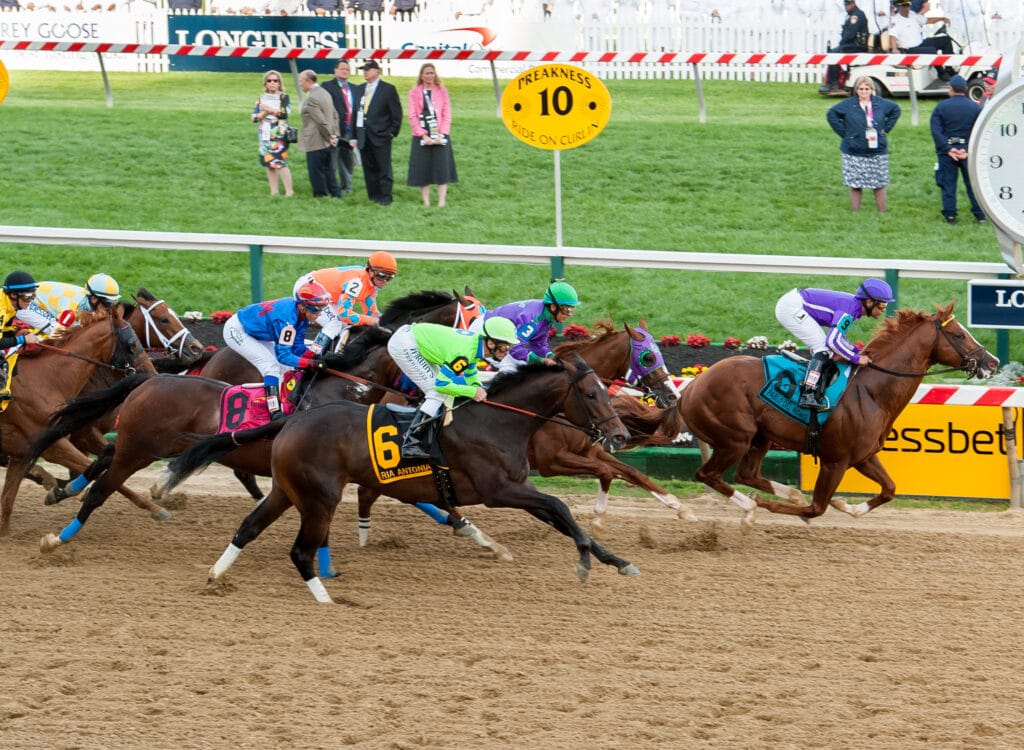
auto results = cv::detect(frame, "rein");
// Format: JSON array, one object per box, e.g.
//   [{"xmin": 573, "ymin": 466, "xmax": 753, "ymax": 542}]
[
  {"xmin": 319, "ymin": 366, "xmax": 414, "ymax": 400},
  {"xmin": 864, "ymin": 315, "xmax": 985, "ymax": 378},
  {"xmin": 32, "ymin": 339, "xmax": 135, "ymax": 374}
]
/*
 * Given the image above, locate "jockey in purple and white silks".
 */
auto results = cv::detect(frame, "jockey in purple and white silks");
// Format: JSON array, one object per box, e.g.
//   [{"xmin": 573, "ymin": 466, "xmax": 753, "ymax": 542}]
[{"xmin": 775, "ymin": 277, "xmax": 893, "ymax": 411}]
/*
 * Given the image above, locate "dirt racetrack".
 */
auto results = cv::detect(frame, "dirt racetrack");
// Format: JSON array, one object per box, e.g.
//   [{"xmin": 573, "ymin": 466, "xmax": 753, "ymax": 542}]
[{"xmin": 3, "ymin": 465, "xmax": 1024, "ymax": 750}]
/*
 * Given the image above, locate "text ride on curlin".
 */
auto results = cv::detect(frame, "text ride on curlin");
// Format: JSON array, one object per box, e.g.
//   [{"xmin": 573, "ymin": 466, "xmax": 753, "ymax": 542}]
[{"xmin": 508, "ymin": 120, "xmax": 601, "ymax": 147}]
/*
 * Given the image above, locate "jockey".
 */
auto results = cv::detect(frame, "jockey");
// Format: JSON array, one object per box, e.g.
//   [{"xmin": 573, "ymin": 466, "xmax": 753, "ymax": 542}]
[
  {"xmin": 223, "ymin": 280, "xmax": 331, "ymax": 420},
  {"xmin": 387, "ymin": 315, "xmax": 519, "ymax": 459},
  {"xmin": 1, "ymin": 271, "xmax": 43, "ymax": 401},
  {"xmin": 775, "ymin": 277, "xmax": 894, "ymax": 411},
  {"xmin": 16, "ymin": 273, "xmax": 123, "ymax": 337},
  {"xmin": 293, "ymin": 250, "xmax": 398, "ymax": 354},
  {"xmin": 471, "ymin": 280, "xmax": 580, "ymax": 374}
]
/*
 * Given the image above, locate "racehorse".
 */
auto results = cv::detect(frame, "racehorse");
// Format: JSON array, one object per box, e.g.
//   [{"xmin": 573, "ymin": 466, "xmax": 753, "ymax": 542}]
[
  {"xmin": 196, "ymin": 287, "xmax": 484, "ymax": 385},
  {"xmin": 29, "ymin": 327, "xmax": 506, "ymax": 560},
  {"xmin": 676, "ymin": 303, "xmax": 998, "ymax": 532},
  {"xmin": 352, "ymin": 321, "xmax": 698, "ymax": 543},
  {"xmin": 0, "ymin": 307, "xmax": 158, "ymax": 535},
  {"xmin": 161, "ymin": 356, "xmax": 633, "ymax": 603}
]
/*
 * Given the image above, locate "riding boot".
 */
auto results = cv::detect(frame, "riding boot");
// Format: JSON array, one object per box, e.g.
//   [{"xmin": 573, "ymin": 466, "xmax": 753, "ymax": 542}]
[
  {"xmin": 263, "ymin": 383, "xmax": 286, "ymax": 422},
  {"xmin": 798, "ymin": 352, "xmax": 831, "ymax": 412},
  {"xmin": 0, "ymin": 359, "xmax": 10, "ymax": 401},
  {"xmin": 401, "ymin": 411, "xmax": 433, "ymax": 460}
]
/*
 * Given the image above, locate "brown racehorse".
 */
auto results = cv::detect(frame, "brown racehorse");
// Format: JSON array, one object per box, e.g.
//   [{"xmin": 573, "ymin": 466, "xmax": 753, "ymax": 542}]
[
  {"xmin": 676, "ymin": 302, "xmax": 998, "ymax": 532},
  {"xmin": 0, "ymin": 307, "xmax": 158, "ymax": 535},
  {"xmin": 197, "ymin": 287, "xmax": 484, "ymax": 384},
  {"xmin": 161, "ymin": 356, "xmax": 633, "ymax": 603},
  {"xmin": 353, "ymin": 321, "xmax": 698, "ymax": 543}
]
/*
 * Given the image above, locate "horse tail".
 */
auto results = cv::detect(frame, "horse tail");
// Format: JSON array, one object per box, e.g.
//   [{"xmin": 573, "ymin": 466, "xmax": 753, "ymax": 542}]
[
  {"xmin": 25, "ymin": 372, "xmax": 156, "ymax": 464},
  {"xmin": 163, "ymin": 419, "xmax": 289, "ymax": 494},
  {"xmin": 612, "ymin": 394, "xmax": 689, "ymax": 447}
]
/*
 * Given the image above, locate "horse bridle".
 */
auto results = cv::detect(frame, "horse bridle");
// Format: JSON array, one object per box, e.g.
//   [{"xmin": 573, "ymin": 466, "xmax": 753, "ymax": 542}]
[
  {"xmin": 136, "ymin": 298, "xmax": 194, "ymax": 357},
  {"xmin": 32, "ymin": 315, "xmax": 145, "ymax": 375},
  {"xmin": 866, "ymin": 314, "xmax": 986, "ymax": 378},
  {"xmin": 608, "ymin": 334, "xmax": 676, "ymax": 406},
  {"xmin": 562, "ymin": 360, "xmax": 622, "ymax": 443}
]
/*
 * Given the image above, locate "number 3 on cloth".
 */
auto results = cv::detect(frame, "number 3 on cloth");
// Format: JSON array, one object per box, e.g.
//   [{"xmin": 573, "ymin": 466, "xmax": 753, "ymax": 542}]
[{"xmin": 278, "ymin": 324, "xmax": 297, "ymax": 346}]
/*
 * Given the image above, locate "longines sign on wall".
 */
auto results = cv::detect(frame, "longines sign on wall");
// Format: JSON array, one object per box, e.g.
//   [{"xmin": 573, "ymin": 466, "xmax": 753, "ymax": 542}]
[
  {"xmin": 168, "ymin": 16, "xmax": 345, "ymax": 73},
  {"xmin": 968, "ymin": 279, "xmax": 1024, "ymax": 330}
]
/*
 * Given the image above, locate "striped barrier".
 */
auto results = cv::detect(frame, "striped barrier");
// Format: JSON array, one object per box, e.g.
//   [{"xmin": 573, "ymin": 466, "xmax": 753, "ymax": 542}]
[{"xmin": 0, "ymin": 42, "xmax": 1005, "ymax": 69}]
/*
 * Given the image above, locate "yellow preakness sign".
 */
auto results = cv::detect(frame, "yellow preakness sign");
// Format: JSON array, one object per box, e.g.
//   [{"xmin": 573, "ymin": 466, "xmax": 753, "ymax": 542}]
[
  {"xmin": 500, "ymin": 64, "xmax": 611, "ymax": 150},
  {"xmin": 800, "ymin": 405, "xmax": 1024, "ymax": 499}
]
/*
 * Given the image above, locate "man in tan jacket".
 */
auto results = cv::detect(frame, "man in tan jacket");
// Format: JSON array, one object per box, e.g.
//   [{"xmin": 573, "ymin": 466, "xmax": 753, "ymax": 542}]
[{"xmin": 298, "ymin": 69, "xmax": 342, "ymax": 199}]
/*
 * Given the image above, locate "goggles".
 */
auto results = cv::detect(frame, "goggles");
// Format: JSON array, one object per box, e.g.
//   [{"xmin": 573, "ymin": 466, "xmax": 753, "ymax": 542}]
[{"xmin": 371, "ymin": 270, "xmax": 396, "ymax": 282}]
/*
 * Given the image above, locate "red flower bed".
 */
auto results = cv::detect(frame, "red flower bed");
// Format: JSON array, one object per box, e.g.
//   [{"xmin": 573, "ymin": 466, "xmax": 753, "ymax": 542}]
[
  {"xmin": 659, "ymin": 335, "xmax": 682, "ymax": 347},
  {"xmin": 210, "ymin": 310, "xmax": 234, "ymax": 325},
  {"xmin": 723, "ymin": 337, "xmax": 742, "ymax": 350},
  {"xmin": 561, "ymin": 323, "xmax": 590, "ymax": 341},
  {"xmin": 686, "ymin": 333, "xmax": 711, "ymax": 348}
]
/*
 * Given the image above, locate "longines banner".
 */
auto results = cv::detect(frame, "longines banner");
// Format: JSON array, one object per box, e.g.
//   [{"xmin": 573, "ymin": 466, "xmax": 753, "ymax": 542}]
[
  {"xmin": 168, "ymin": 16, "xmax": 345, "ymax": 73},
  {"xmin": 800, "ymin": 405, "xmax": 1024, "ymax": 499}
]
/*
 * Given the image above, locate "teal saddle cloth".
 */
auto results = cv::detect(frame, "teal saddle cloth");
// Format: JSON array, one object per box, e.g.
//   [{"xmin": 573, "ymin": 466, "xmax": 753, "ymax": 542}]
[{"xmin": 757, "ymin": 355, "xmax": 853, "ymax": 425}]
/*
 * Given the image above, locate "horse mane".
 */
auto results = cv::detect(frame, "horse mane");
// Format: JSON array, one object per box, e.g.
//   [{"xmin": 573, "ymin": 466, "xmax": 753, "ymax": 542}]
[
  {"xmin": 863, "ymin": 303, "xmax": 951, "ymax": 356},
  {"xmin": 488, "ymin": 361, "xmax": 567, "ymax": 397},
  {"xmin": 379, "ymin": 290, "xmax": 455, "ymax": 326},
  {"xmin": 337, "ymin": 326, "xmax": 392, "ymax": 368},
  {"xmin": 47, "ymin": 308, "xmax": 111, "ymax": 347},
  {"xmin": 554, "ymin": 319, "xmax": 619, "ymax": 355}
]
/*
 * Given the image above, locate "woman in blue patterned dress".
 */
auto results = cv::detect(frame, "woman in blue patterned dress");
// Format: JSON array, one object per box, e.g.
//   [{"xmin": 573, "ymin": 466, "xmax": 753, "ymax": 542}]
[{"xmin": 252, "ymin": 70, "xmax": 294, "ymax": 197}]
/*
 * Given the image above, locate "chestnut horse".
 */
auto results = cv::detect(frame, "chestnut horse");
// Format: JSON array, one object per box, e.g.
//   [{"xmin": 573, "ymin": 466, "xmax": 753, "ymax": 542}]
[
  {"xmin": 677, "ymin": 303, "xmax": 998, "ymax": 532},
  {"xmin": 161, "ymin": 357, "xmax": 633, "ymax": 603},
  {"xmin": 0, "ymin": 307, "xmax": 157, "ymax": 535}
]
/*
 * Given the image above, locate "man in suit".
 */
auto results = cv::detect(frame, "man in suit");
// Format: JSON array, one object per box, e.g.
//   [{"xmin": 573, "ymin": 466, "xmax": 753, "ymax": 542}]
[
  {"xmin": 355, "ymin": 60, "xmax": 403, "ymax": 206},
  {"xmin": 298, "ymin": 69, "xmax": 342, "ymax": 199},
  {"xmin": 321, "ymin": 60, "xmax": 361, "ymax": 195}
]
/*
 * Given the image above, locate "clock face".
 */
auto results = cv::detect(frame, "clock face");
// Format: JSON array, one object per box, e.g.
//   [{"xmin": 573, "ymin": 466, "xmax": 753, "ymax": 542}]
[{"xmin": 968, "ymin": 79, "xmax": 1024, "ymax": 244}]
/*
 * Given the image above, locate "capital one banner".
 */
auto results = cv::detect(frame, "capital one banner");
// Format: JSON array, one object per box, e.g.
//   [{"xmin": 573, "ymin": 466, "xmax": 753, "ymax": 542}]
[{"xmin": 168, "ymin": 16, "xmax": 345, "ymax": 74}]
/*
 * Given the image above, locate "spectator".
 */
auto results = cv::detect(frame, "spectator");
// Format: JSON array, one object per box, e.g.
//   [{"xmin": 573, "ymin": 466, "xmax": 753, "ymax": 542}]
[
  {"xmin": 252, "ymin": 70, "xmax": 294, "ymax": 198},
  {"xmin": 888, "ymin": 0, "xmax": 954, "ymax": 79},
  {"xmin": 356, "ymin": 60, "xmax": 403, "ymax": 206},
  {"xmin": 930, "ymin": 75, "xmax": 986, "ymax": 225},
  {"xmin": 980, "ymin": 70, "xmax": 997, "ymax": 107},
  {"xmin": 321, "ymin": 60, "xmax": 361, "ymax": 195},
  {"xmin": 297, "ymin": 69, "xmax": 343, "ymax": 199},
  {"xmin": 819, "ymin": 0, "xmax": 868, "ymax": 95},
  {"xmin": 826, "ymin": 76, "xmax": 901, "ymax": 212},
  {"xmin": 406, "ymin": 63, "xmax": 458, "ymax": 208},
  {"xmin": 307, "ymin": 0, "xmax": 341, "ymax": 12},
  {"xmin": 347, "ymin": 0, "xmax": 383, "ymax": 15},
  {"xmin": 389, "ymin": 0, "xmax": 416, "ymax": 19},
  {"xmin": 167, "ymin": 0, "xmax": 202, "ymax": 7}
]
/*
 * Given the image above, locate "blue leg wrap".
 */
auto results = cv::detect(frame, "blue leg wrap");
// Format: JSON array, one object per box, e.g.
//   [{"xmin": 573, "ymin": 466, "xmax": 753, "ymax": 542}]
[
  {"xmin": 414, "ymin": 502, "xmax": 449, "ymax": 524},
  {"xmin": 317, "ymin": 546, "xmax": 335, "ymax": 578},
  {"xmin": 58, "ymin": 517, "xmax": 83, "ymax": 543},
  {"xmin": 67, "ymin": 474, "xmax": 88, "ymax": 495}
]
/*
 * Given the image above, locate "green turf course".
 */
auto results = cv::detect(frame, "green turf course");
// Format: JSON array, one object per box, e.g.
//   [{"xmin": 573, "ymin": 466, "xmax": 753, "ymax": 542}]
[{"xmin": 2, "ymin": 70, "xmax": 1019, "ymax": 363}]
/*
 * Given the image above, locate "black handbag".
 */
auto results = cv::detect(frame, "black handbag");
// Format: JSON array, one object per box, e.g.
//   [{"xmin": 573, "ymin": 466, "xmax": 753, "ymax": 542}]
[{"xmin": 284, "ymin": 125, "xmax": 298, "ymax": 143}]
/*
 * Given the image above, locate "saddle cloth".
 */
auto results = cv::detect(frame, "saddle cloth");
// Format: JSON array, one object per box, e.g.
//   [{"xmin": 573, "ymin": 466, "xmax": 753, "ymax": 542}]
[
  {"xmin": 217, "ymin": 370, "xmax": 302, "ymax": 433},
  {"xmin": 0, "ymin": 351, "xmax": 18, "ymax": 413},
  {"xmin": 757, "ymin": 355, "xmax": 853, "ymax": 426},
  {"xmin": 365, "ymin": 403, "xmax": 446, "ymax": 484}
]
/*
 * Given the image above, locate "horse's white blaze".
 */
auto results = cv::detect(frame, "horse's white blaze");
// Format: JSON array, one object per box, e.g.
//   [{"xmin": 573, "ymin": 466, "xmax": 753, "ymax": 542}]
[
  {"xmin": 306, "ymin": 577, "xmax": 334, "ymax": 604},
  {"xmin": 39, "ymin": 533, "xmax": 61, "ymax": 552},
  {"xmin": 210, "ymin": 543, "xmax": 242, "ymax": 579},
  {"xmin": 770, "ymin": 481, "xmax": 805, "ymax": 503}
]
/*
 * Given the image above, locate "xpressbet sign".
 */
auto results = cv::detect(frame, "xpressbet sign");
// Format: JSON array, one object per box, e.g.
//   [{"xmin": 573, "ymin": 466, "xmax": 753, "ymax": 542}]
[{"xmin": 968, "ymin": 279, "xmax": 1024, "ymax": 330}]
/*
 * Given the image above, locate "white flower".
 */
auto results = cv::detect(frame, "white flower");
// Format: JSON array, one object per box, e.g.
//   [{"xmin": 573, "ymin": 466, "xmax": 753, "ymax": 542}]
[
  {"xmin": 778, "ymin": 340, "xmax": 798, "ymax": 352},
  {"xmin": 183, "ymin": 311, "xmax": 204, "ymax": 322},
  {"xmin": 746, "ymin": 335, "xmax": 768, "ymax": 350}
]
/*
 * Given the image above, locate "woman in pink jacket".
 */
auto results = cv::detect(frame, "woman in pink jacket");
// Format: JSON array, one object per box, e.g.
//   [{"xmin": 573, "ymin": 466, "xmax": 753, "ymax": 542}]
[{"xmin": 406, "ymin": 63, "xmax": 458, "ymax": 207}]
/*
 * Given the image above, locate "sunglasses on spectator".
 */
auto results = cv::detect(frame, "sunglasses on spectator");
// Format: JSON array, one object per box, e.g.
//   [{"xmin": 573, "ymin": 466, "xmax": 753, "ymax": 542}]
[
  {"xmin": 266, "ymin": 78, "xmax": 281, "ymax": 83},
  {"xmin": 372, "ymin": 271, "xmax": 396, "ymax": 281}
]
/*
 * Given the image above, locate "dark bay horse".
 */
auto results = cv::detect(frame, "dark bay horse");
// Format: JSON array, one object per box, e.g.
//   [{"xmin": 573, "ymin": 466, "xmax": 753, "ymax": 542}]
[
  {"xmin": 0, "ymin": 307, "xmax": 157, "ymax": 535},
  {"xmin": 197, "ymin": 287, "xmax": 484, "ymax": 384},
  {"xmin": 677, "ymin": 303, "xmax": 998, "ymax": 532},
  {"xmin": 161, "ymin": 356, "xmax": 633, "ymax": 603},
  {"xmin": 352, "ymin": 320, "xmax": 698, "ymax": 543}
]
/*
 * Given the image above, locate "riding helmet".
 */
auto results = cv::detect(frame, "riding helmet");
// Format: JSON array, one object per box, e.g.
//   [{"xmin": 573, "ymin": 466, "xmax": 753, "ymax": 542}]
[
  {"xmin": 367, "ymin": 251, "xmax": 398, "ymax": 275},
  {"xmin": 481, "ymin": 316, "xmax": 519, "ymax": 345},
  {"xmin": 3, "ymin": 270, "xmax": 39, "ymax": 292},
  {"xmin": 855, "ymin": 278, "xmax": 895, "ymax": 303},
  {"xmin": 86, "ymin": 273, "xmax": 121, "ymax": 303},
  {"xmin": 295, "ymin": 280, "xmax": 331, "ymax": 310},
  {"xmin": 543, "ymin": 281, "xmax": 580, "ymax": 307}
]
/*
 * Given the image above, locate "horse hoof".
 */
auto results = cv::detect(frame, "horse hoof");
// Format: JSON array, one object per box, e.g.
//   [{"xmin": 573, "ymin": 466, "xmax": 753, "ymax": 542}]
[
  {"xmin": 618, "ymin": 563, "xmax": 641, "ymax": 576},
  {"xmin": 591, "ymin": 516, "xmax": 605, "ymax": 538},
  {"xmin": 44, "ymin": 489, "xmax": 65, "ymax": 506},
  {"xmin": 152, "ymin": 509, "xmax": 172, "ymax": 522},
  {"xmin": 678, "ymin": 508, "xmax": 700, "ymax": 523},
  {"xmin": 321, "ymin": 568, "xmax": 340, "ymax": 579},
  {"xmin": 575, "ymin": 562, "xmax": 591, "ymax": 582},
  {"xmin": 740, "ymin": 510, "xmax": 756, "ymax": 535},
  {"xmin": 40, "ymin": 533, "xmax": 61, "ymax": 553},
  {"xmin": 491, "ymin": 543, "xmax": 514, "ymax": 563}
]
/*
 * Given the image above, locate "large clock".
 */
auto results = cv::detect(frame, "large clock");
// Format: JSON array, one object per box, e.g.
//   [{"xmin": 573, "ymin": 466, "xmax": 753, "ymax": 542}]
[{"xmin": 968, "ymin": 42, "xmax": 1024, "ymax": 275}]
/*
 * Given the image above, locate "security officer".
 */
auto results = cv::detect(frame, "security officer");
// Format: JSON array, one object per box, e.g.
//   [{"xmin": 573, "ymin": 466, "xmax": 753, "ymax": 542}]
[
  {"xmin": 820, "ymin": 0, "xmax": 868, "ymax": 95},
  {"xmin": 929, "ymin": 75, "xmax": 985, "ymax": 225}
]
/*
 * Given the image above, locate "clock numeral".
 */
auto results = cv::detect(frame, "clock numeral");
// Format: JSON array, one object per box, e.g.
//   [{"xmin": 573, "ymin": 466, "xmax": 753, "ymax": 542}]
[
  {"xmin": 989, "ymin": 155, "xmax": 1004, "ymax": 168},
  {"xmin": 999, "ymin": 186, "xmax": 1014, "ymax": 200},
  {"xmin": 999, "ymin": 123, "xmax": 1018, "ymax": 137}
]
